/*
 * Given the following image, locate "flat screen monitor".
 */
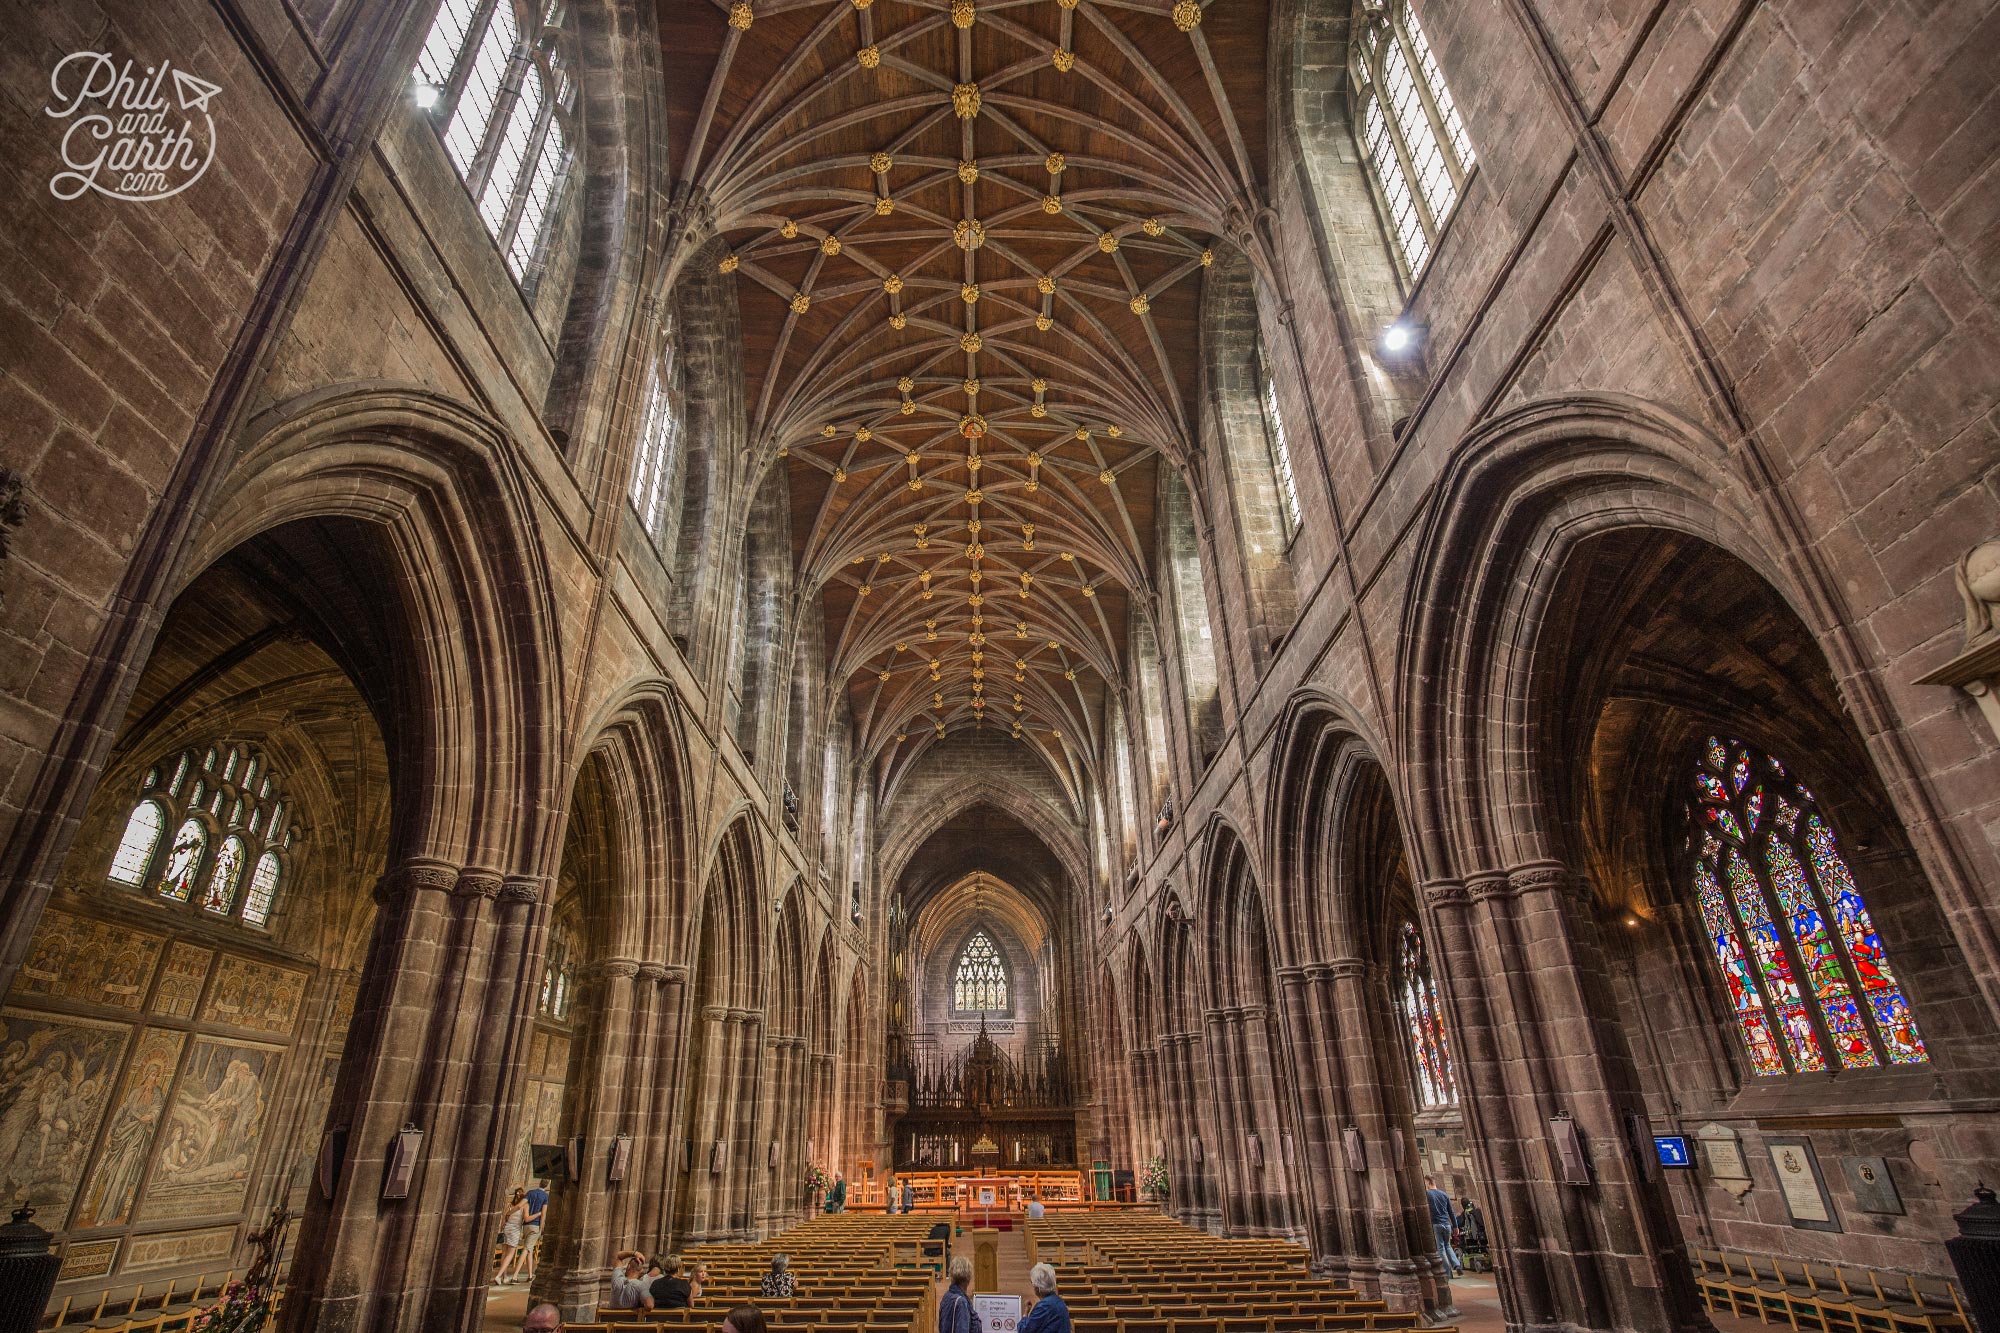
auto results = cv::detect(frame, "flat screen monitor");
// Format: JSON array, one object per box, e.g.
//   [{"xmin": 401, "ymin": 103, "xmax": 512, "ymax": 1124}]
[{"xmin": 1654, "ymin": 1134, "xmax": 1694, "ymax": 1169}]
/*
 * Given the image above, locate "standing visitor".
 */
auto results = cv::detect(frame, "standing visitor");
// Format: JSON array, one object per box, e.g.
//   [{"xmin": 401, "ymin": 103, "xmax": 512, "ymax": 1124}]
[
  {"xmin": 1458, "ymin": 1196, "xmax": 1488, "ymax": 1270},
  {"xmin": 938, "ymin": 1255, "xmax": 981, "ymax": 1333},
  {"xmin": 1425, "ymin": 1176, "xmax": 1462, "ymax": 1277},
  {"xmin": 903, "ymin": 1179, "xmax": 916, "ymax": 1214},
  {"xmin": 494, "ymin": 1187, "xmax": 529, "ymax": 1285},
  {"xmin": 502, "ymin": 1178, "xmax": 549, "ymax": 1284},
  {"xmin": 1019, "ymin": 1263, "xmax": 1071, "ymax": 1333},
  {"xmin": 829, "ymin": 1172, "xmax": 847, "ymax": 1213}
]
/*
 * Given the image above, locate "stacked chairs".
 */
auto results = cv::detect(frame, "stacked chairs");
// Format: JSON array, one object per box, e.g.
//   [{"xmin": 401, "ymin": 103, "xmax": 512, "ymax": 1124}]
[
  {"xmin": 573, "ymin": 1214, "xmax": 939, "ymax": 1333},
  {"xmin": 40, "ymin": 1272, "xmax": 245, "ymax": 1333},
  {"xmin": 1027, "ymin": 1212, "xmax": 1453, "ymax": 1333},
  {"xmin": 1691, "ymin": 1249, "xmax": 1968, "ymax": 1333}
]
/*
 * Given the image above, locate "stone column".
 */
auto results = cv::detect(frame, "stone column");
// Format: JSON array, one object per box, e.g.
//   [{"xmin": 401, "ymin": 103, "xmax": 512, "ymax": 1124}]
[
  {"xmin": 280, "ymin": 860, "xmax": 546, "ymax": 1333},
  {"xmin": 1424, "ymin": 866, "xmax": 1700, "ymax": 1333},
  {"xmin": 1274, "ymin": 965, "xmax": 1348, "ymax": 1268},
  {"xmin": 538, "ymin": 958, "xmax": 640, "ymax": 1319},
  {"xmin": 635, "ymin": 967, "xmax": 687, "ymax": 1251}
]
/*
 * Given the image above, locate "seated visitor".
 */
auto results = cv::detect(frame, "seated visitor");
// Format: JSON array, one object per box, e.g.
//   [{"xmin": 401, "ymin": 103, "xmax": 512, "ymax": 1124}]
[
  {"xmin": 1019, "ymin": 1263, "xmax": 1070, "ymax": 1333},
  {"xmin": 938, "ymin": 1255, "xmax": 980, "ymax": 1333},
  {"xmin": 720, "ymin": 1307, "xmax": 767, "ymax": 1333},
  {"xmin": 690, "ymin": 1261, "xmax": 710, "ymax": 1301},
  {"xmin": 759, "ymin": 1253, "xmax": 797, "ymax": 1299},
  {"xmin": 1026, "ymin": 1197, "xmax": 1045, "ymax": 1219},
  {"xmin": 652, "ymin": 1254, "xmax": 693, "ymax": 1309},
  {"xmin": 522, "ymin": 1303, "xmax": 562, "ymax": 1333},
  {"xmin": 609, "ymin": 1251, "xmax": 654, "ymax": 1311}
]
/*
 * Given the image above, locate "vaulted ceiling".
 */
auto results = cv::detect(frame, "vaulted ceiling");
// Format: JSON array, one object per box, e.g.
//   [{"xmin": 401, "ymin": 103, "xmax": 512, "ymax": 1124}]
[{"xmin": 662, "ymin": 0, "xmax": 1270, "ymax": 784}]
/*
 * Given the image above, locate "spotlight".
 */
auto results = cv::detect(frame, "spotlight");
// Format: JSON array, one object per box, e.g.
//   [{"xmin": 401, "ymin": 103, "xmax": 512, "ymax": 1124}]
[
  {"xmin": 1381, "ymin": 320, "xmax": 1415, "ymax": 354},
  {"xmin": 413, "ymin": 79, "xmax": 441, "ymax": 109}
]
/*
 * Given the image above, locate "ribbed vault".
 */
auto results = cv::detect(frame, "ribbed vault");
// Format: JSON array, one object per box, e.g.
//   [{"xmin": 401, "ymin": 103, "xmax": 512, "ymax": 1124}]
[{"xmin": 664, "ymin": 0, "xmax": 1270, "ymax": 783}]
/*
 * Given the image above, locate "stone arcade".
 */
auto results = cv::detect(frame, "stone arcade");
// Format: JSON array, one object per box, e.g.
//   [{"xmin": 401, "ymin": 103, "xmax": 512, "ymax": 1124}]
[{"xmin": 0, "ymin": 0, "xmax": 1996, "ymax": 1330}]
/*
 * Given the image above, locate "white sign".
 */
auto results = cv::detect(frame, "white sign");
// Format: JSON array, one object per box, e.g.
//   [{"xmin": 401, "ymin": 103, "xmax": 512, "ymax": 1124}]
[
  {"xmin": 45, "ymin": 52, "xmax": 219, "ymax": 202},
  {"xmin": 977, "ymin": 1185, "xmax": 997, "ymax": 1206},
  {"xmin": 973, "ymin": 1294, "xmax": 1021, "ymax": 1331}
]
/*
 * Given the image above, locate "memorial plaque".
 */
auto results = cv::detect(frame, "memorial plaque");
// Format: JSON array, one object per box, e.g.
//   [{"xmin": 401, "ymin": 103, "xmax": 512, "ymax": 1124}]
[
  {"xmin": 1766, "ymin": 1136, "xmax": 1840, "ymax": 1232},
  {"xmin": 1698, "ymin": 1122, "xmax": 1753, "ymax": 1198},
  {"xmin": 1842, "ymin": 1156, "xmax": 1904, "ymax": 1215}
]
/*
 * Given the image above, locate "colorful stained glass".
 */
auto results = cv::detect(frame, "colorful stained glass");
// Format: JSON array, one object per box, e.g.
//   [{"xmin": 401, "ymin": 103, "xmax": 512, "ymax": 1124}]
[
  {"xmin": 203, "ymin": 835, "xmax": 246, "ymax": 915},
  {"xmin": 1806, "ymin": 815, "xmax": 1927, "ymax": 1064},
  {"xmin": 160, "ymin": 818, "xmax": 208, "ymax": 903},
  {"xmin": 1398, "ymin": 922, "xmax": 1457, "ymax": 1107},
  {"xmin": 1694, "ymin": 860, "xmax": 1785, "ymax": 1075},
  {"xmin": 1689, "ymin": 736, "xmax": 1928, "ymax": 1077},
  {"xmin": 1766, "ymin": 841, "xmax": 1875, "ymax": 1068},
  {"xmin": 1722, "ymin": 846, "xmax": 1823, "ymax": 1071}
]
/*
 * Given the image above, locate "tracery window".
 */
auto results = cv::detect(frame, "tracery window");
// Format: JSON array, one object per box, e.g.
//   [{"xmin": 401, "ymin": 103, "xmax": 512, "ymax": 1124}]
[
  {"xmin": 539, "ymin": 918, "xmax": 577, "ymax": 1021},
  {"xmin": 628, "ymin": 340, "xmax": 683, "ymax": 542},
  {"xmin": 1397, "ymin": 920, "xmax": 1457, "ymax": 1107},
  {"xmin": 1257, "ymin": 353, "xmax": 1302, "ymax": 533},
  {"xmin": 952, "ymin": 930, "xmax": 1009, "ymax": 1013},
  {"xmin": 1350, "ymin": 1, "xmax": 1477, "ymax": 279},
  {"xmin": 105, "ymin": 743, "xmax": 297, "ymax": 929},
  {"xmin": 1686, "ymin": 737, "xmax": 1928, "ymax": 1076},
  {"xmin": 412, "ymin": 0, "xmax": 578, "ymax": 287}
]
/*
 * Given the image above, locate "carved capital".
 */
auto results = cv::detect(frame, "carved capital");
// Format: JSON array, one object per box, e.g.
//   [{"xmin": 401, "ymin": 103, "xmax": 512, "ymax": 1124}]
[
  {"xmin": 1421, "ymin": 879, "xmax": 1469, "ymax": 908},
  {"xmin": 500, "ymin": 876, "xmax": 541, "ymax": 904},
  {"xmin": 454, "ymin": 870, "xmax": 504, "ymax": 900},
  {"xmin": 1323, "ymin": 957, "xmax": 1366, "ymax": 981},
  {"xmin": 1465, "ymin": 872, "xmax": 1512, "ymax": 903},
  {"xmin": 598, "ymin": 958, "xmax": 641, "ymax": 980},
  {"xmin": 636, "ymin": 962, "xmax": 671, "ymax": 983},
  {"xmin": 375, "ymin": 859, "xmax": 459, "ymax": 904},
  {"xmin": 1507, "ymin": 861, "xmax": 1570, "ymax": 897}
]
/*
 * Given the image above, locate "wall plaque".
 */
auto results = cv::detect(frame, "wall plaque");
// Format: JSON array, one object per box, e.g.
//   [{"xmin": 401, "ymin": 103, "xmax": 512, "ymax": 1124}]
[
  {"xmin": 1842, "ymin": 1155, "xmax": 1904, "ymax": 1215},
  {"xmin": 1551, "ymin": 1114, "xmax": 1590, "ymax": 1186},
  {"xmin": 1697, "ymin": 1122, "xmax": 1753, "ymax": 1198},
  {"xmin": 1766, "ymin": 1136, "xmax": 1840, "ymax": 1232},
  {"xmin": 1343, "ymin": 1127, "xmax": 1366, "ymax": 1173}
]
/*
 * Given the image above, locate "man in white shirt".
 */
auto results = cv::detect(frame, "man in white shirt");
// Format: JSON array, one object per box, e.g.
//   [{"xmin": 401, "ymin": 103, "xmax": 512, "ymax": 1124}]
[{"xmin": 1026, "ymin": 1198, "xmax": 1046, "ymax": 1219}]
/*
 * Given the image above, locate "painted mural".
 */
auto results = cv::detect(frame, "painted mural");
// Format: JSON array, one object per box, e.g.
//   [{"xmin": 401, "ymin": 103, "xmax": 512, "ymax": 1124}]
[
  {"xmin": 74, "ymin": 1027, "xmax": 188, "ymax": 1229},
  {"xmin": 200, "ymin": 954, "xmax": 307, "ymax": 1037},
  {"xmin": 0, "ymin": 1010, "xmax": 129, "ymax": 1221},
  {"xmin": 139, "ymin": 1038, "xmax": 280, "ymax": 1222},
  {"xmin": 152, "ymin": 942, "xmax": 213, "ymax": 1020},
  {"xmin": 13, "ymin": 907, "xmax": 165, "ymax": 1012}
]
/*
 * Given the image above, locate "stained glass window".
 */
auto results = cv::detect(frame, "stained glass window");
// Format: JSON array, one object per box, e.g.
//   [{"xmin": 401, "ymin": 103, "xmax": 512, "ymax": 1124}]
[
  {"xmin": 1350, "ymin": 1, "xmax": 1476, "ymax": 278},
  {"xmin": 160, "ymin": 818, "xmax": 208, "ymax": 903},
  {"xmin": 953, "ymin": 930, "xmax": 1009, "ymax": 1013},
  {"xmin": 109, "ymin": 800, "xmax": 166, "ymax": 885},
  {"xmin": 109, "ymin": 743, "xmax": 294, "ymax": 927},
  {"xmin": 204, "ymin": 835, "xmax": 247, "ymax": 915},
  {"xmin": 244, "ymin": 853, "xmax": 281, "ymax": 927},
  {"xmin": 1397, "ymin": 921, "xmax": 1457, "ymax": 1106},
  {"xmin": 1686, "ymin": 737, "xmax": 1927, "ymax": 1075}
]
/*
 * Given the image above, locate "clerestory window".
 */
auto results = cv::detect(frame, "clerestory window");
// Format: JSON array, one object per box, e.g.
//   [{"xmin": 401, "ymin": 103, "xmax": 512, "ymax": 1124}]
[{"xmin": 1350, "ymin": 1, "xmax": 1476, "ymax": 279}]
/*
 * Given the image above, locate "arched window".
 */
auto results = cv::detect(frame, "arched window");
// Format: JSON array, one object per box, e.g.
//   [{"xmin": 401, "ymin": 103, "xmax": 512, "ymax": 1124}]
[
  {"xmin": 628, "ymin": 340, "xmax": 684, "ymax": 543},
  {"xmin": 108, "ymin": 800, "xmax": 166, "ymax": 886},
  {"xmin": 244, "ymin": 853, "xmax": 281, "ymax": 928},
  {"xmin": 1686, "ymin": 737, "xmax": 1928, "ymax": 1075},
  {"xmin": 108, "ymin": 743, "xmax": 296, "ymax": 928},
  {"xmin": 953, "ymin": 930, "xmax": 1009, "ymax": 1013},
  {"xmin": 160, "ymin": 818, "xmax": 208, "ymax": 903},
  {"xmin": 412, "ymin": 0, "xmax": 578, "ymax": 286},
  {"xmin": 1351, "ymin": 2, "xmax": 1476, "ymax": 278},
  {"xmin": 203, "ymin": 835, "xmax": 247, "ymax": 915},
  {"xmin": 540, "ymin": 919, "xmax": 577, "ymax": 1021},
  {"xmin": 1254, "ymin": 344, "xmax": 1302, "ymax": 534},
  {"xmin": 1397, "ymin": 921, "xmax": 1457, "ymax": 1106}
]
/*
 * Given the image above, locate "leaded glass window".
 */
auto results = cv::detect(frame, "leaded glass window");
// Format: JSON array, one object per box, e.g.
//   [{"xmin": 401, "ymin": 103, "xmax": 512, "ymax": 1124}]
[
  {"xmin": 413, "ymin": 0, "xmax": 578, "ymax": 289},
  {"xmin": 628, "ymin": 341, "xmax": 683, "ymax": 542},
  {"xmin": 1261, "ymin": 370, "xmax": 1302, "ymax": 533},
  {"xmin": 107, "ymin": 743, "xmax": 296, "ymax": 929},
  {"xmin": 1350, "ymin": 1, "xmax": 1476, "ymax": 278},
  {"xmin": 109, "ymin": 800, "xmax": 166, "ymax": 886},
  {"xmin": 952, "ymin": 930, "xmax": 1009, "ymax": 1013},
  {"xmin": 1686, "ymin": 737, "xmax": 1928, "ymax": 1075},
  {"xmin": 539, "ymin": 918, "xmax": 577, "ymax": 1021},
  {"xmin": 1397, "ymin": 921, "xmax": 1457, "ymax": 1107}
]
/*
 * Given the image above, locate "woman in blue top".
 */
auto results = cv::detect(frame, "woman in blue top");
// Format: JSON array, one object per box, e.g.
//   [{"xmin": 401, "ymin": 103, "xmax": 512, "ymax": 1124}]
[
  {"xmin": 1019, "ymin": 1263, "xmax": 1071, "ymax": 1333},
  {"xmin": 937, "ymin": 1256, "xmax": 980, "ymax": 1333}
]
